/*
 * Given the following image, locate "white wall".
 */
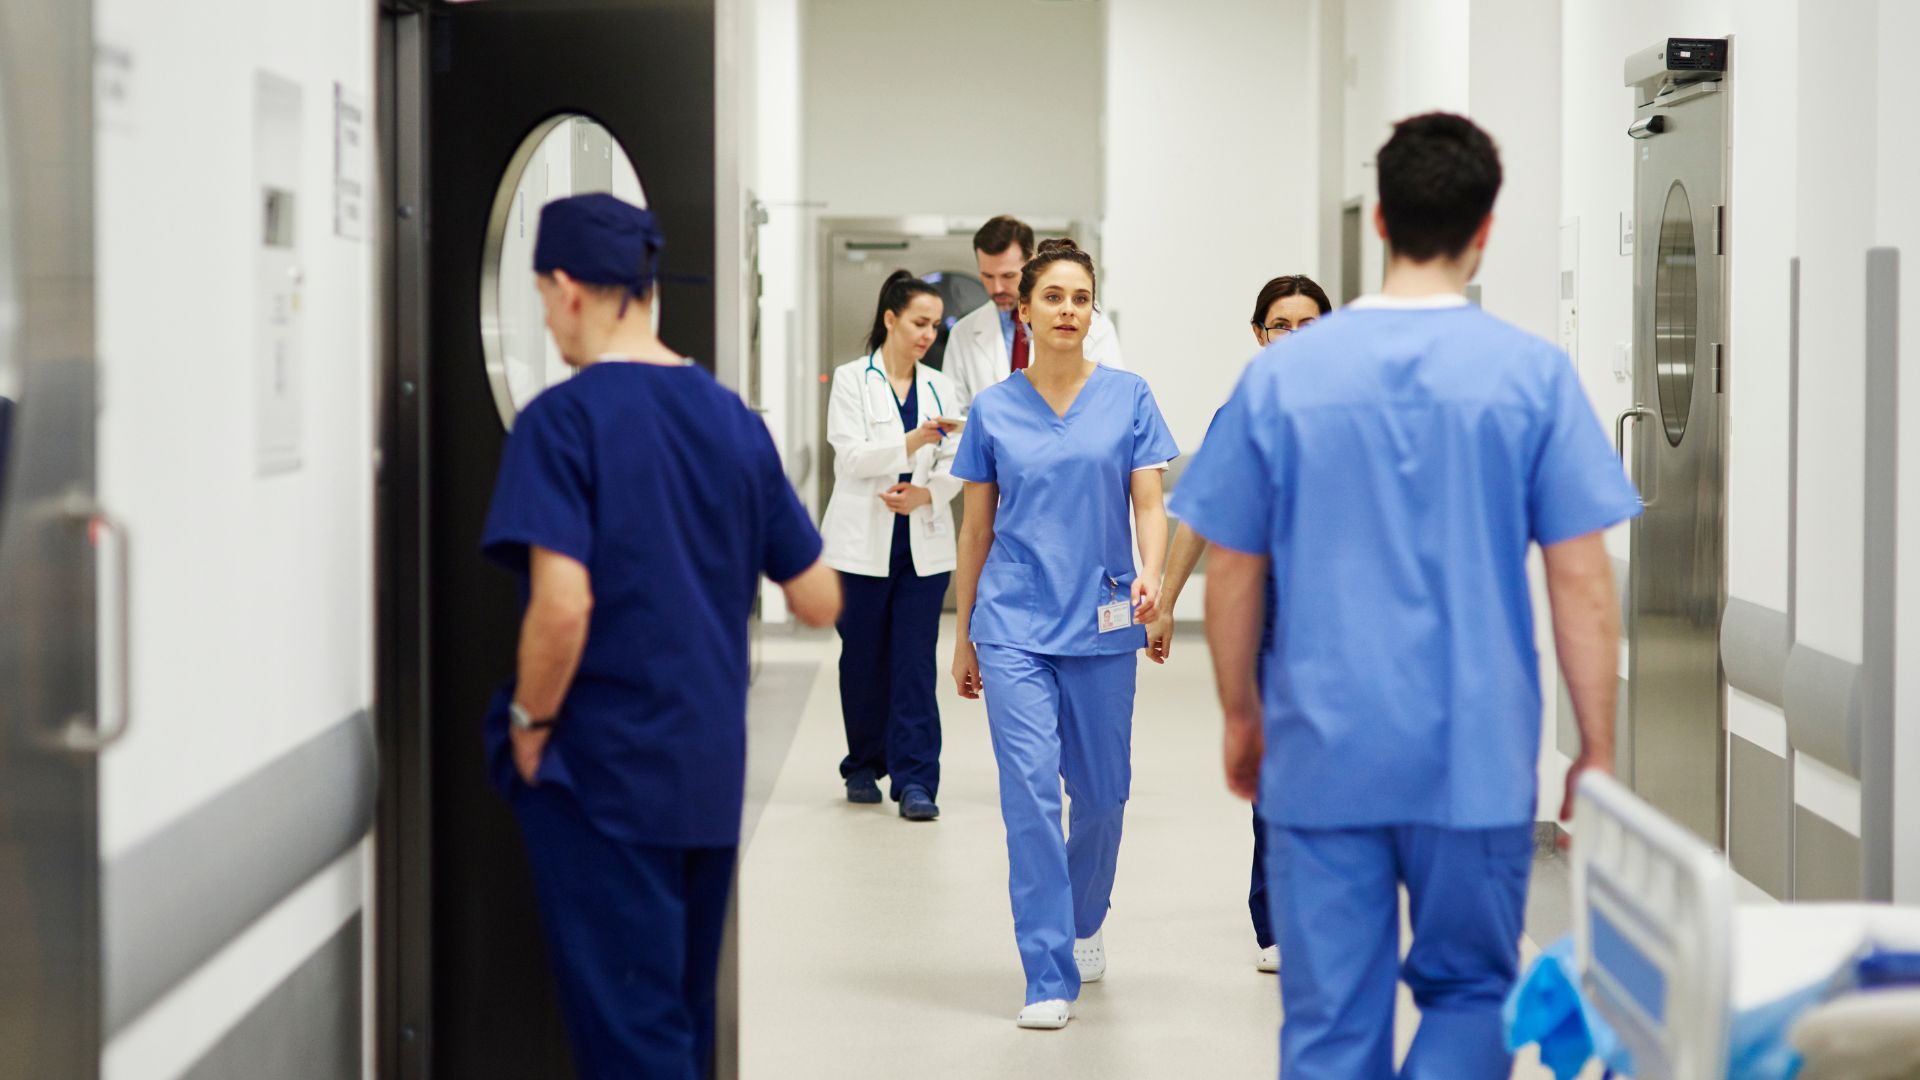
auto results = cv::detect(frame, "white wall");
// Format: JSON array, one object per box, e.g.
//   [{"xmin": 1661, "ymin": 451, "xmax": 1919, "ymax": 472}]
[
  {"xmin": 1339, "ymin": 0, "xmax": 1471, "ymax": 294},
  {"xmin": 1877, "ymin": 0, "xmax": 1920, "ymax": 903},
  {"xmin": 1556, "ymin": 0, "xmax": 1916, "ymax": 876},
  {"xmin": 716, "ymin": 0, "xmax": 756, "ymax": 395},
  {"xmin": 800, "ymin": 0, "xmax": 1105, "ymax": 221},
  {"xmin": 756, "ymin": 0, "xmax": 805, "ymax": 621},
  {"xmin": 1103, "ymin": 0, "xmax": 1319, "ymax": 456},
  {"xmin": 93, "ymin": 0, "xmax": 374, "ymax": 1073}
]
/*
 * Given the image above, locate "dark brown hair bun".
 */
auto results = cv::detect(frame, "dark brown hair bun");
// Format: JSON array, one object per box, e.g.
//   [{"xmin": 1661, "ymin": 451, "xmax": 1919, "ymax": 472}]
[{"xmin": 1019, "ymin": 237, "xmax": 1097, "ymax": 303}]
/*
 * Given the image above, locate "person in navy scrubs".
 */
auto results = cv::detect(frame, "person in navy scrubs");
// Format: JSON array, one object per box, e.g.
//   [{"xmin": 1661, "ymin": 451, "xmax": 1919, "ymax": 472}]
[
  {"xmin": 1175, "ymin": 115, "xmax": 1637, "ymax": 1079},
  {"xmin": 480, "ymin": 193, "xmax": 841, "ymax": 1080}
]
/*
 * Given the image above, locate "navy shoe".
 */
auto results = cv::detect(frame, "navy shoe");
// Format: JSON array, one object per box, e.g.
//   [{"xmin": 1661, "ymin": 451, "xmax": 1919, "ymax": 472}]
[
  {"xmin": 845, "ymin": 770, "xmax": 882, "ymax": 805},
  {"xmin": 899, "ymin": 785, "xmax": 939, "ymax": 822}
]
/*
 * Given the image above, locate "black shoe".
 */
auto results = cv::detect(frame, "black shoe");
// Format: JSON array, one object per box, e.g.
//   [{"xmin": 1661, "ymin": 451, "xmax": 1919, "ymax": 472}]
[
  {"xmin": 899, "ymin": 785, "xmax": 939, "ymax": 821},
  {"xmin": 845, "ymin": 770, "xmax": 882, "ymax": 804}
]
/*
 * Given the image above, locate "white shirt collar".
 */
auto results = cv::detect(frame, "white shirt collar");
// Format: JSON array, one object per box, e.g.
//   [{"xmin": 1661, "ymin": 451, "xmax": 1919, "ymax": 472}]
[{"xmin": 1346, "ymin": 293, "xmax": 1471, "ymax": 311}]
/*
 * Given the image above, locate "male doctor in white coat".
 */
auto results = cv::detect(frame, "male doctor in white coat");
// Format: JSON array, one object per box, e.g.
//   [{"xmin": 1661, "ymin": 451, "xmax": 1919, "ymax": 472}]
[{"xmin": 946, "ymin": 215, "xmax": 1125, "ymax": 413}]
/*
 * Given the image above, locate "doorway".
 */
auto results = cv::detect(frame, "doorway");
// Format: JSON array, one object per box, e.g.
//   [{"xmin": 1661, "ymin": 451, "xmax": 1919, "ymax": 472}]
[
  {"xmin": 377, "ymin": 3, "xmax": 716, "ymax": 1077},
  {"xmin": 1339, "ymin": 199, "xmax": 1363, "ymax": 305}
]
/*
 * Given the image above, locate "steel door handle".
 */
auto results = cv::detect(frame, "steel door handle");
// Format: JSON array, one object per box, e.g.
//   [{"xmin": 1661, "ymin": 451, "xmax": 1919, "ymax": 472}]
[
  {"xmin": 62, "ymin": 499, "xmax": 132, "ymax": 753},
  {"xmin": 1615, "ymin": 405, "xmax": 1652, "ymax": 465},
  {"xmin": 1615, "ymin": 405, "xmax": 1654, "ymax": 509}
]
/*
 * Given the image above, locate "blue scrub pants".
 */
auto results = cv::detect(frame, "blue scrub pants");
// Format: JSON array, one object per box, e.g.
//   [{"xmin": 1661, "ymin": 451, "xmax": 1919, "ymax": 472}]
[
  {"xmin": 514, "ymin": 783, "xmax": 736, "ymax": 1080},
  {"xmin": 976, "ymin": 644, "xmax": 1135, "ymax": 1004},
  {"xmin": 835, "ymin": 529, "xmax": 949, "ymax": 799},
  {"xmin": 1263, "ymin": 821, "xmax": 1532, "ymax": 1079}
]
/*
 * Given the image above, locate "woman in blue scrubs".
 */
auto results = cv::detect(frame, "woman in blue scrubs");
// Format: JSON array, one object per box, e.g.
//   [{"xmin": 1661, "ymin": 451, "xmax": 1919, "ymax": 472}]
[
  {"xmin": 1149, "ymin": 273, "xmax": 1333, "ymax": 975},
  {"xmin": 949, "ymin": 238, "xmax": 1178, "ymax": 1029},
  {"xmin": 820, "ymin": 271, "xmax": 962, "ymax": 820}
]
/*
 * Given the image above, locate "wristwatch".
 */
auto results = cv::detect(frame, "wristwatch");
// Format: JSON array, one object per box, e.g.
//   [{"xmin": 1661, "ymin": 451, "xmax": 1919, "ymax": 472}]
[{"xmin": 509, "ymin": 702, "xmax": 555, "ymax": 732}]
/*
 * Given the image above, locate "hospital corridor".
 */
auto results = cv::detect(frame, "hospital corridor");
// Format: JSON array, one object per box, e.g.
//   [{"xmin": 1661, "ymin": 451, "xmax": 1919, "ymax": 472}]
[
  {"xmin": 4, "ymin": 0, "xmax": 1920, "ymax": 1079},
  {"xmin": 740, "ymin": 618, "xmax": 1577, "ymax": 1079}
]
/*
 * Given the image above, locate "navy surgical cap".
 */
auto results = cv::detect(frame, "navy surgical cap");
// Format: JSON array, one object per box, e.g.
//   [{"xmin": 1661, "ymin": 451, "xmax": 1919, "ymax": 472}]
[{"xmin": 533, "ymin": 192, "xmax": 665, "ymax": 304}]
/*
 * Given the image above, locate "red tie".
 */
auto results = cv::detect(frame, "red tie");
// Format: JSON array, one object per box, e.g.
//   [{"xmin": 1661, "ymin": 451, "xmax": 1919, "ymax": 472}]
[{"xmin": 1010, "ymin": 316, "xmax": 1029, "ymax": 372}]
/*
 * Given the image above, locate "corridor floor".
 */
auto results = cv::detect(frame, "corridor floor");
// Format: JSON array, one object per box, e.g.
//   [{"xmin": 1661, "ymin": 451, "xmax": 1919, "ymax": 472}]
[{"xmin": 742, "ymin": 617, "xmax": 1573, "ymax": 1079}]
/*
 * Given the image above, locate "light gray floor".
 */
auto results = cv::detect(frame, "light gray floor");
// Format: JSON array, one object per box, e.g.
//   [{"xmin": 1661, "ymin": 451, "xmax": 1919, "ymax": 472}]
[{"xmin": 742, "ymin": 618, "xmax": 1574, "ymax": 1079}]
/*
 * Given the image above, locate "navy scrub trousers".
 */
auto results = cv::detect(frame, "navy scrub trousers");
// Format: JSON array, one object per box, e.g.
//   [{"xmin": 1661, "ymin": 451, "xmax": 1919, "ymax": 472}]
[
  {"xmin": 1249, "ymin": 585, "xmax": 1278, "ymax": 950},
  {"xmin": 515, "ymin": 782, "xmax": 736, "ymax": 1080},
  {"xmin": 835, "ymin": 379, "xmax": 948, "ymax": 800}
]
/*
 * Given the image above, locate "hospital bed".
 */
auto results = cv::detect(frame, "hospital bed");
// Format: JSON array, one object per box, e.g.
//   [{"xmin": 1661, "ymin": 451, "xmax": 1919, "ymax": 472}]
[{"xmin": 1553, "ymin": 772, "xmax": 1920, "ymax": 1079}]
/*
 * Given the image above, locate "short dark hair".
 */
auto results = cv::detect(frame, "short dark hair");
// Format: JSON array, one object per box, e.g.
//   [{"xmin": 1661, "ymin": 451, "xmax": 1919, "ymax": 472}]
[
  {"xmin": 974, "ymin": 215, "xmax": 1035, "ymax": 260},
  {"xmin": 1375, "ymin": 113, "xmax": 1503, "ymax": 261},
  {"xmin": 1251, "ymin": 275, "xmax": 1332, "ymax": 326},
  {"xmin": 1018, "ymin": 238, "xmax": 1095, "ymax": 303}
]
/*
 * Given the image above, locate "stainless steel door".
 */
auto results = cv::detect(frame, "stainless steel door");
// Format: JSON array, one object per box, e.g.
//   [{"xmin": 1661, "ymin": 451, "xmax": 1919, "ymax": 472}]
[
  {"xmin": 0, "ymin": 0, "xmax": 102, "ymax": 1076},
  {"xmin": 1625, "ymin": 85, "xmax": 1728, "ymax": 845}
]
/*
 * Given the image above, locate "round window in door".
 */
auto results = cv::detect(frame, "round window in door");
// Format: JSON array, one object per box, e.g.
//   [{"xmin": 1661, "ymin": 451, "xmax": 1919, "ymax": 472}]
[
  {"xmin": 1654, "ymin": 181, "xmax": 1697, "ymax": 446},
  {"xmin": 919, "ymin": 270, "xmax": 990, "ymax": 372},
  {"xmin": 481, "ymin": 113, "xmax": 648, "ymax": 430}
]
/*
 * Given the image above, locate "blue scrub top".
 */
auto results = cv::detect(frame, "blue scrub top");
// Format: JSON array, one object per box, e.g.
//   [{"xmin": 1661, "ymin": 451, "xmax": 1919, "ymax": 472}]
[
  {"xmin": 952, "ymin": 365, "xmax": 1179, "ymax": 656},
  {"xmin": 1172, "ymin": 303, "xmax": 1641, "ymax": 829},
  {"xmin": 481, "ymin": 362, "xmax": 823, "ymax": 848}
]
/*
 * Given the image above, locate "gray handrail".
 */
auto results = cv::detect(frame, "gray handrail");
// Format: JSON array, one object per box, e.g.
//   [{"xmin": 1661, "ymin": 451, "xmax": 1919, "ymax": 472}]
[{"xmin": 102, "ymin": 709, "xmax": 377, "ymax": 1035}]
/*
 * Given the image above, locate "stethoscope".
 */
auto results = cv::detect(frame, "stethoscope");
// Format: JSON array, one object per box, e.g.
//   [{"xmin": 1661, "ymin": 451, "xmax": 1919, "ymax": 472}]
[{"xmin": 861, "ymin": 350, "xmax": 945, "ymax": 427}]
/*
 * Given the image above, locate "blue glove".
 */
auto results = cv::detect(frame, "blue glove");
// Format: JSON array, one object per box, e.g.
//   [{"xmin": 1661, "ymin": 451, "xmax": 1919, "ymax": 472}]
[{"xmin": 1505, "ymin": 937, "xmax": 1631, "ymax": 1080}]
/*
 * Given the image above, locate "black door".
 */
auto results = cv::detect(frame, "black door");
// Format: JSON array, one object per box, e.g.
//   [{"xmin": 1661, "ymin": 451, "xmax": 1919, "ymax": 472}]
[{"xmin": 381, "ymin": 3, "xmax": 715, "ymax": 1077}]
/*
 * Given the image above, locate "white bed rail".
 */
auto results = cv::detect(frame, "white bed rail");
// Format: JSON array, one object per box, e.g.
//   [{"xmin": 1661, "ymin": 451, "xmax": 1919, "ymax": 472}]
[{"xmin": 1571, "ymin": 771, "xmax": 1736, "ymax": 1079}]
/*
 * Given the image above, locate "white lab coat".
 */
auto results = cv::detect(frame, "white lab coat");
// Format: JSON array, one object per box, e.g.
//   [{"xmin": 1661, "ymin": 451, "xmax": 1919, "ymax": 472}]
[
  {"xmin": 944, "ymin": 299, "xmax": 1126, "ymax": 413},
  {"xmin": 819, "ymin": 356, "xmax": 963, "ymax": 577}
]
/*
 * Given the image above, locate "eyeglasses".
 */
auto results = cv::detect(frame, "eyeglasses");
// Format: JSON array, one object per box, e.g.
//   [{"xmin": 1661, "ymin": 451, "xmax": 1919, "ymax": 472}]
[{"xmin": 1259, "ymin": 322, "xmax": 1296, "ymax": 339}]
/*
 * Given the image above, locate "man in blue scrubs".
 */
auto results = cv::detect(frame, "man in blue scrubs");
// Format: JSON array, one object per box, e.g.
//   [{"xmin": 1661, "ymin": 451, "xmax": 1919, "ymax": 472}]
[
  {"xmin": 481, "ymin": 194, "xmax": 841, "ymax": 1079},
  {"xmin": 1174, "ymin": 114, "xmax": 1640, "ymax": 1079}
]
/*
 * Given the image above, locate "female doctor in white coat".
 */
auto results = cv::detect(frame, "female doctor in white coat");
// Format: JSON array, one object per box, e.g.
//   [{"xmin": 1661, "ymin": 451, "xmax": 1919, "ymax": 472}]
[{"xmin": 820, "ymin": 270, "xmax": 963, "ymax": 821}]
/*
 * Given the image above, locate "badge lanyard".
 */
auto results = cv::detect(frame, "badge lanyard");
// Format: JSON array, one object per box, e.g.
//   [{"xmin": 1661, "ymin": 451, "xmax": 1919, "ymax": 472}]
[{"xmin": 1097, "ymin": 574, "xmax": 1132, "ymax": 633}]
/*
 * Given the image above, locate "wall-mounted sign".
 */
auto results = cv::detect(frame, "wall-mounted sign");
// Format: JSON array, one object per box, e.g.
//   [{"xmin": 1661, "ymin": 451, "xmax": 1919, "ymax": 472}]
[
  {"xmin": 256, "ymin": 71, "xmax": 304, "ymax": 476},
  {"xmin": 334, "ymin": 83, "xmax": 367, "ymax": 242}
]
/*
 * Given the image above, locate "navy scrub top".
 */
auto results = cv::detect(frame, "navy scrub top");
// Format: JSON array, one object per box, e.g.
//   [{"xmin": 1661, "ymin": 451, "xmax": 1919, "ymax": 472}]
[{"xmin": 481, "ymin": 361, "xmax": 823, "ymax": 849}]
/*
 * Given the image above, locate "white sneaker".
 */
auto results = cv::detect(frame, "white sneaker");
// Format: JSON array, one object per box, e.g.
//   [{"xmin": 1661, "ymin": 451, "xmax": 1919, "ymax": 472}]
[
  {"xmin": 1074, "ymin": 930, "xmax": 1106, "ymax": 983},
  {"xmin": 1016, "ymin": 999, "xmax": 1072, "ymax": 1029},
  {"xmin": 1257, "ymin": 945, "xmax": 1281, "ymax": 973}
]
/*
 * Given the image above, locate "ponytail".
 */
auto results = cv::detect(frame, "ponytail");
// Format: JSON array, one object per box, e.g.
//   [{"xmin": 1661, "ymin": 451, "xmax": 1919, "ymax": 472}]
[{"xmin": 864, "ymin": 269, "xmax": 941, "ymax": 354}]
